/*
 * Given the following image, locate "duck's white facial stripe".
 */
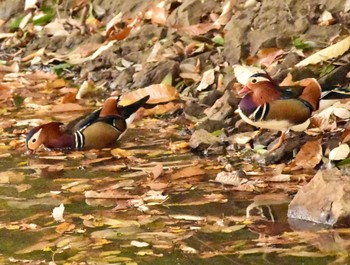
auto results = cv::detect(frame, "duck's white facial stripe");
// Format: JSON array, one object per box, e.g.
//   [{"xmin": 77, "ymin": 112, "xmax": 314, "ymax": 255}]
[
  {"xmin": 27, "ymin": 128, "xmax": 42, "ymax": 150},
  {"xmin": 250, "ymin": 76, "xmax": 270, "ymax": 84}
]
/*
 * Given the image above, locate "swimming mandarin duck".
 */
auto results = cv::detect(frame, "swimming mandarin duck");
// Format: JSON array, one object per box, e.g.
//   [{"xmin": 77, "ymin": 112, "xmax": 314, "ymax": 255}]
[
  {"xmin": 26, "ymin": 95, "xmax": 150, "ymax": 154},
  {"xmin": 237, "ymin": 73, "xmax": 322, "ymax": 152}
]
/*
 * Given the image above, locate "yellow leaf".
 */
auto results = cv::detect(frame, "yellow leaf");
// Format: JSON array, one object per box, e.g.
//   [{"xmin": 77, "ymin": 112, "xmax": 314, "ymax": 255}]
[
  {"xmin": 296, "ymin": 36, "xmax": 350, "ymax": 67},
  {"xmin": 111, "ymin": 148, "xmax": 133, "ymax": 158}
]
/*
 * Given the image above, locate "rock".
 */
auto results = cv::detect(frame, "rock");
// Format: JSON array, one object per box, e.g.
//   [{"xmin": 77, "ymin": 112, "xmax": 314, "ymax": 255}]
[
  {"xmin": 200, "ymin": 90, "xmax": 224, "ymax": 107},
  {"xmin": 203, "ymin": 90, "xmax": 236, "ymax": 121},
  {"xmin": 184, "ymin": 102, "xmax": 207, "ymax": 119},
  {"xmin": 197, "ymin": 119, "xmax": 230, "ymax": 133},
  {"xmin": 318, "ymin": 55, "xmax": 350, "ymax": 87},
  {"xmin": 133, "ymin": 61, "xmax": 180, "ymax": 88},
  {"xmin": 189, "ymin": 129, "xmax": 221, "ymax": 150},
  {"xmin": 288, "ymin": 168, "xmax": 350, "ymax": 227}
]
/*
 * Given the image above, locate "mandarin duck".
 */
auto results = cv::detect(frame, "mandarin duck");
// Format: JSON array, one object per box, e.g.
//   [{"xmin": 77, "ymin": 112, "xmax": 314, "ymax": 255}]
[
  {"xmin": 26, "ymin": 95, "xmax": 150, "ymax": 154},
  {"xmin": 238, "ymin": 73, "xmax": 322, "ymax": 152}
]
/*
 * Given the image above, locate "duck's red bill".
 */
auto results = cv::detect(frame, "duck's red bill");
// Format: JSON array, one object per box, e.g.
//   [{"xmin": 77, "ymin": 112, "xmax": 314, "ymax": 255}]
[{"xmin": 238, "ymin": 85, "xmax": 251, "ymax": 96}]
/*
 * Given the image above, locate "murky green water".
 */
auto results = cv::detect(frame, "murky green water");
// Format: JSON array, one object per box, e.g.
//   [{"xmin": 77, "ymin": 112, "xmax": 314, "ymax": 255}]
[{"xmin": 0, "ymin": 119, "xmax": 348, "ymax": 264}]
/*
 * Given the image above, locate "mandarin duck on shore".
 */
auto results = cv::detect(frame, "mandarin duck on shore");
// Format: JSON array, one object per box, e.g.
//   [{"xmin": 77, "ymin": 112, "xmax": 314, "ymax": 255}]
[
  {"xmin": 237, "ymin": 72, "xmax": 350, "ymax": 152},
  {"xmin": 26, "ymin": 95, "xmax": 150, "ymax": 154}
]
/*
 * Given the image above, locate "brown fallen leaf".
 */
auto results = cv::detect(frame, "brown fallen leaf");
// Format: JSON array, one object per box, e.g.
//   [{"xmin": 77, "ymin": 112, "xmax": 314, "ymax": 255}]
[
  {"xmin": 175, "ymin": 23, "xmax": 220, "ymax": 36},
  {"xmin": 61, "ymin": 92, "xmax": 77, "ymax": 103},
  {"xmin": 143, "ymin": 101, "xmax": 183, "ymax": 116},
  {"xmin": 169, "ymin": 141, "xmax": 189, "ymax": 151},
  {"xmin": 47, "ymin": 79, "xmax": 66, "ymax": 89},
  {"xmin": 0, "ymin": 62, "xmax": 19, "ymax": 73},
  {"xmin": 258, "ymin": 48, "xmax": 284, "ymax": 67},
  {"xmin": 85, "ymin": 190, "xmax": 140, "ymax": 199},
  {"xmin": 21, "ymin": 48, "xmax": 45, "ymax": 62},
  {"xmin": 171, "ymin": 166, "xmax": 205, "ymax": 180},
  {"xmin": 147, "ymin": 182, "xmax": 168, "ymax": 191},
  {"xmin": 0, "ymin": 83, "xmax": 12, "ymax": 101},
  {"xmin": 120, "ymin": 84, "xmax": 179, "ymax": 105},
  {"xmin": 213, "ymin": 171, "xmax": 242, "ymax": 186},
  {"xmin": 56, "ymin": 222, "xmax": 76, "ymax": 234},
  {"xmin": 111, "ymin": 148, "xmax": 133, "ymax": 159},
  {"xmin": 341, "ymin": 122, "xmax": 350, "ymax": 143},
  {"xmin": 148, "ymin": 5, "xmax": 168, "ymax": 26},
  {"xmin": 151, "ymin": 163, "xmax": 164, "ymax": 179},
  {"xmin": 107, "ymin": 12, "xmax": 143, "ymax": 41},
  {"xmin": 293, "ymin": 140, "xmax": 322, "ymax": 170}
]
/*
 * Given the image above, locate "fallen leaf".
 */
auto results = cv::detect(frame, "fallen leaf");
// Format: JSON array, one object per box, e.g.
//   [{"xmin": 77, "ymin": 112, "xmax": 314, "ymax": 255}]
[
  {"xmin": 85, "ymin": 190, "xmax": 140, "ymax": 199},
  {"xmin": 120, "ymin": 84, "xmax": 179, "ymax": 105},
  {"xmin": 142, "ymin": 101, "xmax": 183, "ymax": 116},
  {"xmin": 341, "ymin": 124, "xmax": 350, "ymax": 143},
  {"xmin": 296, "ymin": 36, "xmax": 350, "ymax": 67},
  {"xmin": 0, "ymin": 171, "xmax": 25, "ymax": 184},
  {"xmin": 168, "ymin": 141, "xmax": 189, "ymax": 151},
  {"xmin": 258, "ymin": 48, "xmax": 284, "ymax": 67},
  {"xmin": 44, "ymin": 19, "xmax": 69, "ymax": 36},
  {"xmin": 21, "ymin": 48, "xmax": 45, "ymax": 62},
  {"xmin": 329, "ymin": 144, "xmax": 350, "ymax": 160},
  {"xmin": 197, "ymin": 68, "xmax": 215, "ymax": 91},
  {"xmin": 15, "ymin": 241, "xmax": 54, "ymax": 254},
  {"xmin": 213, "ymin": 171, "xmax": 241, "ymax": 185},
  {"xmin": 294, "ymin": 140, "xmax": 322, "ymax": 169},
  {"xmin": 169, "ymin": 214, "xmax": 205, "ymax": 221},
  {"xmin": 333, "ymin": 107, "xmax": 350, "ymax": 119},
  {"xmin": 148, "ymin": 2, "xmax": 168, "ymax": 26},
  {"xmin": 56, "ymin": 222, "xmax": 75, "ymax": 234},
  {"xmin": 47, "ymin": 78, "xmax": 66, "ymax": 89},
  {"xmin": 111, "ymin": 148, "xmax": 133, "ymax": 158},
  {"xmin": 52, "ymin": 203, "xmax": 65, "ymax": 222},
  {"xmin": 131, "ymin": 240, "xmax": 149, "ymax": 247},
  {"xmin": 176, "ymin": 23, "xmax": 220, "ymax": 36},
  {"xmin": 105, "ymin": 12, "xmax": 123, "ymax": 34},
  {"xmin": 0, "ymin": 62, "xmax": 19, "ymax": 73},
  {"xmin": 151, "ymin": 163, "xmax": 164, "ymax": 179},
  {"xmin": 214, "ymin": 0, "xmax": 236, "ymax": 26},
  {"xmin": 180, "ymin": 244, "xmax": 198, "ymax": 254},
  {"xmin": 171, "ymin": 166, "xmax": 205, "ymax": 180}
]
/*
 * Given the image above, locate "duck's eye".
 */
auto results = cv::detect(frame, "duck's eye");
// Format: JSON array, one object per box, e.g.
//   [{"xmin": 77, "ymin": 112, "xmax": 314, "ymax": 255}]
[
  {"xmin": 31, "ymin": 138, "xmax": 36, "ymax": 143},
  {"xmin": 251, "ymin": 78, "xmax": 257, "ymax": 84}
]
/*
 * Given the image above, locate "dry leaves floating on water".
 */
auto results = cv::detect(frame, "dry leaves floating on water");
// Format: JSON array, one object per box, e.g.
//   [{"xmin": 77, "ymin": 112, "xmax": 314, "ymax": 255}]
[
  {"xmin": 85, "ymin": 190, "xmax": 140, "ymax": 199},
  {"xmin": 213, "ymin": 171, "xmax": 242, "ymax": 186},
  {"xmin": 56, "ymin": 222, "xmax": 76, "ymax": 234},
  {"xmin": 151, "ymin": 163, "xmax": 164, "ymax": 179},
  {"xmin": 171, "ymin": 166, "xmax": 205, "ymax": 180},
  {"xmin": 52, "ymin": 203, "xmax": 65, "ymax": 222}
]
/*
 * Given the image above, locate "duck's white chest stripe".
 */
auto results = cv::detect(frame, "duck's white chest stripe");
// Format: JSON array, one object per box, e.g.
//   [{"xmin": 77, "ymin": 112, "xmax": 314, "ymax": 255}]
[
  {"xmin": 238, "ymin": 108, "xmax": 291, "ymax": 131},
  {"xmin": 74, "ymin": 131, "xmax": 85, "ymax": 149},
  {"xmin": 250, "ymin": 104, "xmax": 269, "ymax": 121}
]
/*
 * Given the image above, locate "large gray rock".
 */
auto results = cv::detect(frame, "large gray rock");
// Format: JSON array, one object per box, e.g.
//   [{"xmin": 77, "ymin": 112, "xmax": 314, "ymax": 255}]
[{"xmin": 288, "ymin": 168, "xmax": 350, "ymax": 227}]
